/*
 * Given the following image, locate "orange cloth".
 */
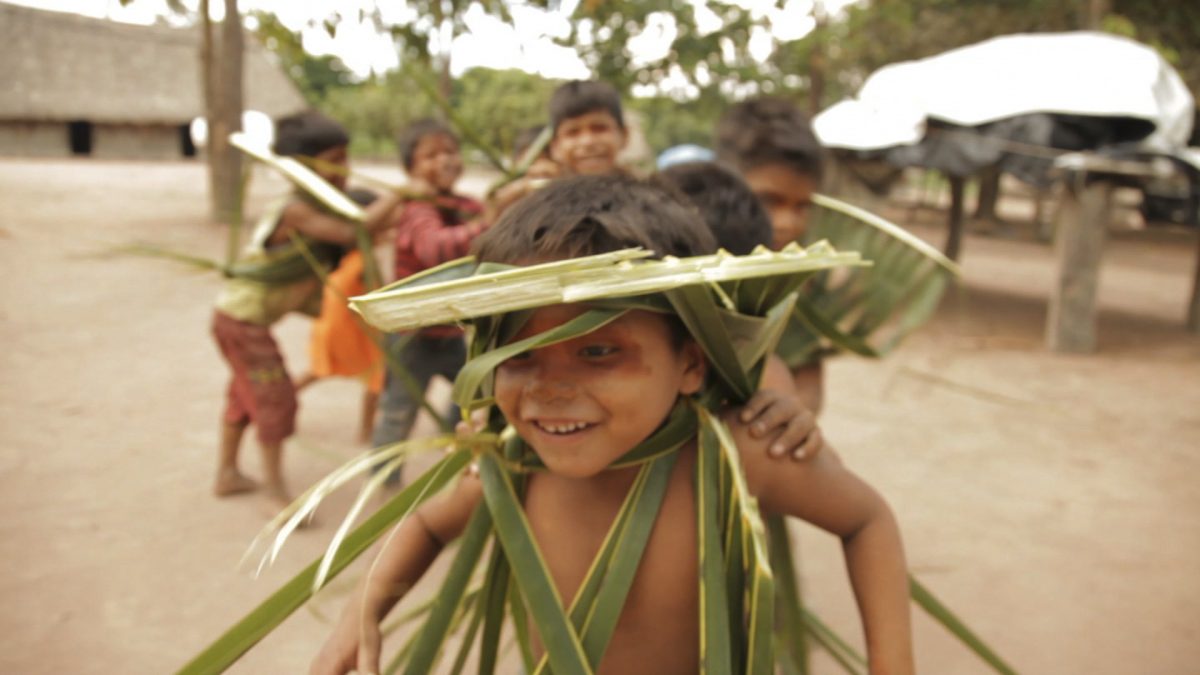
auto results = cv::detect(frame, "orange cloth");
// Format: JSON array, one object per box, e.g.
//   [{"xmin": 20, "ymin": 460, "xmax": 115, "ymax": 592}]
[{"xmin": 307, "ymin": 250, "xmax": 384, "ymax": 393}]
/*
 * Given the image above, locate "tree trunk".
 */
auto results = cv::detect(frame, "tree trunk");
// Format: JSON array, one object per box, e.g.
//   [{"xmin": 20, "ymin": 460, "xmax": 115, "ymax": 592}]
[{"xmin": 202, "ymin": 0, "xmax": 244, "ymax": 230}]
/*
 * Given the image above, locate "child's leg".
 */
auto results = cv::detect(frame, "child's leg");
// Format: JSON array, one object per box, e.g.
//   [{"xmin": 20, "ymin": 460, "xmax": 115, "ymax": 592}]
[
  {"xmin": 258, "ymin": 439, "xmax": 287, "ymax": 503},
  {"xmin": 359, "ymin": 388, "xmax": 379, "ymax": 445},
  {"xmin": 370, "ymin": 334, "xmax": 448, "ymax": 482},
  {"xmin": 215, "ymin": 418, "xmax": 257, "ymax": 496},
  {"xmin": 212, "ymin": 312, "xmax": 262, "ymax": 497}
]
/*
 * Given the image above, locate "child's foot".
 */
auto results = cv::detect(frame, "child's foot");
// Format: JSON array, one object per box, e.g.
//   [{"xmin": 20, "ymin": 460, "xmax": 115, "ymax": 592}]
[{"xmin": 214, "ymin": 470, "xmax": 258, "ymax": 497}]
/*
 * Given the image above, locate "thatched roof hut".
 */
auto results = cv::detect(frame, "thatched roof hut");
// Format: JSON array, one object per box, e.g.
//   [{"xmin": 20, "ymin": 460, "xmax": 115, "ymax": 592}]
[{"xmin": 0, "ymin": 3, "xmax": 306, "ymax": 159}]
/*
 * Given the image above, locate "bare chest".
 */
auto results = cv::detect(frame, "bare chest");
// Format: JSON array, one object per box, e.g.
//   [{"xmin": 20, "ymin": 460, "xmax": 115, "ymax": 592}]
[{"xmin": 523, "ymin": 455, "xmax": 700, "ymax": 674}]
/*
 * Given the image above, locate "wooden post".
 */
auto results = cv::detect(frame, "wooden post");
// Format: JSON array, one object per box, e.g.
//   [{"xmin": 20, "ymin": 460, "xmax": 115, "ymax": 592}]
[
  {"xmin": 1046, "ymin": 177, "xmax": 1111, "ymax": 352},
  {"xmin": 1187, "ymin": 232, "xmax": 1200, "ymax": 333},
  {"xmin": 944, "ymin": 174, "xmax": 966, "ymax": 260}
]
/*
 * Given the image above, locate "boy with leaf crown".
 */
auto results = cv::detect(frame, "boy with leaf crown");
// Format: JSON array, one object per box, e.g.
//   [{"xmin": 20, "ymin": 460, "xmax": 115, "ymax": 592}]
[
  {"xmin": 311, "ymin": 175, "xmax": 913, "ymax": 675},
  {"xmin": 212, "ymin": 111, "xmax": 400, "ymax": 513}
]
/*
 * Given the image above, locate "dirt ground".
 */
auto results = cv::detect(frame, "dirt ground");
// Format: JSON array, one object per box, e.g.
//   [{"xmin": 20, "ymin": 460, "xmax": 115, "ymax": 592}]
[{"xmin": 1, "ymin": 158, "xmax": 1197, "ymax": 675}]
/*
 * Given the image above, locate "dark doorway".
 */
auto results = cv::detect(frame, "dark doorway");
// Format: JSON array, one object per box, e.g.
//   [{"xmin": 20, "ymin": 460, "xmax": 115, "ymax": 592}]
[
  {"xmin": 68, "ymin": 120, "xmax": 93, "ymax": 155},
  {"xmin": 179, "ymin": 123, "xmax": 197, "ymax": 157}
]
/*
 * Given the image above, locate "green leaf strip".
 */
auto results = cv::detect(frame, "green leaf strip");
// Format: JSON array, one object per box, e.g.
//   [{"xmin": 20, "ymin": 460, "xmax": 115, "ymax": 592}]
[
  {"xmin": 910, "ymin": 576, "xmax": 1019, "ymax": 675},
  {"xmin": 402, "ymin": 505, "xmax": 494, "ymax": 675},
  {"xmin": 175, "ymin": 450, "xmax": 470, "ymax": 675},
  {"xmin": 452, "ymin": 308, "xmax": 627, "ymax": 411},
  {"xmin": 477, "ymin": 453, "xmax": 594, "ymax": 675}
]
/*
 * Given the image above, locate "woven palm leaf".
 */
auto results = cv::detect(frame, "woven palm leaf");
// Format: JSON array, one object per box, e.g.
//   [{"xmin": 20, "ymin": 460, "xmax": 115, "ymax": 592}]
[{"xmin": 776, "ymin": 193, "xmax": 960, "ymax": 368}]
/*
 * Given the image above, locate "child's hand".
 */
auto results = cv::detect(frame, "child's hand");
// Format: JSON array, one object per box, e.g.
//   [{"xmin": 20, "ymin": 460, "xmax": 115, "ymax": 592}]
[
  {"xmin": 486, "ymin": 173, "xmax": 553, "ymax": 221},
  {"xmin": 737, "ymin": 389, "xmax": 823, "ymax": 461}
]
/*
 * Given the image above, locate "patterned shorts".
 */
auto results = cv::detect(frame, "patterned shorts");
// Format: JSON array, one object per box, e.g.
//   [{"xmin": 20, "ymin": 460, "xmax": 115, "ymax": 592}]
[{"xmin": 212, "ymin": 311, "xmax": 297, "ymax": 444}]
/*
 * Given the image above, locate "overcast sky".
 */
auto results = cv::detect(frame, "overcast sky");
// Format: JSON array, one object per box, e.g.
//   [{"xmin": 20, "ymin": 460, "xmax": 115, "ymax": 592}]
[{"xmin": 5, "ymin": 0, "xmax": 856, "ymax": 85}]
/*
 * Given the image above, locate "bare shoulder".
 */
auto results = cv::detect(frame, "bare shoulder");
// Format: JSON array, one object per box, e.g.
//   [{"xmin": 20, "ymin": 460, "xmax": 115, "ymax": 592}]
[
  {"xmin": 415, "ymin": 472, "xmax": 483, "ymax": 545},
  {"xmin": 723, "ymin": 410, "xmax": 883, "ymax": 537}
]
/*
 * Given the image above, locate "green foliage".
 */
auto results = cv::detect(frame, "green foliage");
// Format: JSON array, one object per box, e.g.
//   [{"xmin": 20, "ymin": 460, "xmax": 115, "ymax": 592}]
[
  {"xmin": 451, "ymin": 68, "xmax": 559, "ymax": 158},
  {"xmin": 250, "ymin": 11, "xmax": 354, "ymax": 105}
]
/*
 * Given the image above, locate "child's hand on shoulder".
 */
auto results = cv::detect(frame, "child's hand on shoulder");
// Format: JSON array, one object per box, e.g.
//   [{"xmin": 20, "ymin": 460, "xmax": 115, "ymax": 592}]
[
  {"xmin": 486, "ymin": 166, "xmax": 559, "ymax": 221},
  {"xmin": 732, "ymin": 389, "xmax": 823, "ymax": 461}
]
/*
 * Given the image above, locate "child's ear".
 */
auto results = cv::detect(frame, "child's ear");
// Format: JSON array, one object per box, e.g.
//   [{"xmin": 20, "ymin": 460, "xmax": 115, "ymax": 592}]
[{"xmin": 678, "ymin": 340, "xmax": 707, "ymax": 396}]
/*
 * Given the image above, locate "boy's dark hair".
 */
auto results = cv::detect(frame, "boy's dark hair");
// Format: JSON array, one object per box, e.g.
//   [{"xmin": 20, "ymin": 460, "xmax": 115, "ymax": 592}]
[
  {"xmin": 715, "ymin": 96, "xmax": 824, "ymax": 179},
  {"xmin": 473, "ymin": 174, "xmax": 715, "ymax": 264},
  {"xmin": 658, "ymin": 162, "xmax": 772, "ymax": 255},
  {"xmin": 548, "ymin": 80, "xmax": 625, "ymax": 131},
  {"xmin": 397, "ymin": 118, "xmax": 458, "ymax": 170},
  {"xmin": 272, "ymin": 111, "xmax": 349, "ymax": 158}
]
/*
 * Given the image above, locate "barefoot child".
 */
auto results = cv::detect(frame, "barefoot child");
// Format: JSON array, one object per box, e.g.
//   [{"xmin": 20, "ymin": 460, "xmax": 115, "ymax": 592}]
[
  {"xmin": 211, "ymin": 111, "xmax": 400, "ymax": 511},
  {"xmin": 370, "ymin": 119, "xmax": 487, "ymax": 464},
  {"xmin": 716, "ymin": 97, "xmax": 827, "ymax": 412},
  {"xmin": 312, "ymin": 175, "xmax": 912, "ymax": 674}
]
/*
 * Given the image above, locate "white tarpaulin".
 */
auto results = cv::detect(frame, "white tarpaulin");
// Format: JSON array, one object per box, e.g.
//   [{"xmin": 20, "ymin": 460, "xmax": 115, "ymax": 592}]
[{"xmin": 814, "ymin": 32, "xmax": 1195, "ymax": 155}]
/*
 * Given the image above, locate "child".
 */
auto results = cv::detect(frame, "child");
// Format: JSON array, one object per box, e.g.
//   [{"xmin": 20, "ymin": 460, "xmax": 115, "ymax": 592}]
[
  {"xmin": 659, "ymin": 160, "xmax": 822, "ymax": 460},
  {"xmin": 370, "ymin": 119, "xmax": 487, "ymax": 460},
  {"xmin": 295, "ymin": 188, "xmax": 386, "ymax": 445},
  {"xmin": 311, "ymin": 175, "xmax": 912, "ymax": 674},
  {"xmin": 658, "ymin": 160, "xmax": 775, "ymax": 256},
  {"xmin": 546, "ymin": 79, "xmax": 628, "ymax": 177},
  {"xmin": 715, "ymin": 97, "xmax": 827, "ymax": 412},
  {"xmin": 715, "ymin": 96, "xmax": 823, "ymax": 250},
  {"xmin": 211, "ymin": 111, "xmax": 400, "ymax": 512},
  {"xmin": 489, "ymin": 80, "xmax": 629, "ymax": 217}
]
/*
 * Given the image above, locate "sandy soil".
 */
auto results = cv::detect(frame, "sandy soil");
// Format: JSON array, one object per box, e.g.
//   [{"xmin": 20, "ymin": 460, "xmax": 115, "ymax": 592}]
[{"xmin": 0, "ymin": 158, "xmax": 1197, "ymax": 674}]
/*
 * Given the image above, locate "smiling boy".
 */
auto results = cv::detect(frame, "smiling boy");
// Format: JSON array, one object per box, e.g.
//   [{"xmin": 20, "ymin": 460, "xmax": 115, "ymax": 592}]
[
  {"xmin": 311, "ymin": 175, "xmax": 912, "ymax": 675},
  {"xmin": 489, "ymin": 80, "xmax": 630, "ymax": 218},
  {"xmin": 314, "ymin": 175, "xmax": 912, "ymax": 674}
]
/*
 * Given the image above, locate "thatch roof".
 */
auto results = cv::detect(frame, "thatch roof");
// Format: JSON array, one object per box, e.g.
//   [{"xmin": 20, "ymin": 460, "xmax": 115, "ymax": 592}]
[{"xmin": 0, "ymin": 3, "xmax": 306, "ymax": 124}]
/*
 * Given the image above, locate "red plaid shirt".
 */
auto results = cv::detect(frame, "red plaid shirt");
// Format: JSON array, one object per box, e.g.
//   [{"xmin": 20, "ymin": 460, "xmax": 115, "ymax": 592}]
[{"xmin": 392, "ymin": 194, "xmax": 486, "ymax": 336}]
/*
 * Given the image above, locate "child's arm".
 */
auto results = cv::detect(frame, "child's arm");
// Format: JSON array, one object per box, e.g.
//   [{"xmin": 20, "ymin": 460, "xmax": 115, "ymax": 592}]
[
  {"xmin": 730, "ymin": 423, "xmax": 914, "ymax": 675},
  {"xmin": 276, "ymin": 190, "xmax": 404, "ymax": 248},
  {"xmin": 310, "ymin": 474, "xmax": 482, "ymax": 675},
  {"xmin": 394, "ymin": 201, "xmax": 490, "ymax": 270}
]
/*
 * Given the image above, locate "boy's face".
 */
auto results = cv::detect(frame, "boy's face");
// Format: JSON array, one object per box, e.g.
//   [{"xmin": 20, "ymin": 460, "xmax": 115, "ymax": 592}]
[
  {"xmin": 493, "ymin": 305, "xmax": 705, "ymax": 479},
  {"xmin": 550, "ymin": 110, "xmax": 628, "ymax": 176},
  {"xmin": 314, "ymin": 144, "xmax": 349, "ymax": 191},
  {"xmin": 409, "ymin": 132, "xmax": 463, "ymax": 193},
  {"xmin": 741, "ymin": 162, "xmax": 816, "ymax": 249}
]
